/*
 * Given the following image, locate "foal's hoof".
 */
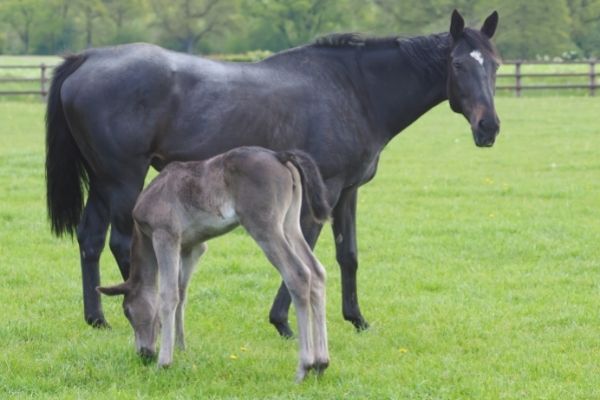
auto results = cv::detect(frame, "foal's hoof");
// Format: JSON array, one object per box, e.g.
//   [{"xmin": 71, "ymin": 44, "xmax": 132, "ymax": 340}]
[
  {"xmin": 86, "ymin": 316, "xmax": 111, "ymax": 329},
  {"xmin": 313, "ymin": 359, "xmax": 330, "ymax": 376}
]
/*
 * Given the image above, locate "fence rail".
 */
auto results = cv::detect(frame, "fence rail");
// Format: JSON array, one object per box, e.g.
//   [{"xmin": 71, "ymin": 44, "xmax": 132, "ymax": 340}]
[
  {"xmin": 0, "ymin": 60, "xmax": 598, "ymax": 97},
  {"xmin": 0, "ymin": 63, "xmax": 52, "ymax": 97},
  {"xmin": 497, "ymin": 60, "xmax": 597, "ymax": 96}
]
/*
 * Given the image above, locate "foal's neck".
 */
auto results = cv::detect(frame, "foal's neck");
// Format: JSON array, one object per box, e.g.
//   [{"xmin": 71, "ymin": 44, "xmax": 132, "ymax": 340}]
[
  {"xmin": 128, "ymin": 229, "xmax": 159, "ymax": 290},
  {"xmin": 360, "ymin": 33, "xmax": 451, "ymax": 140}
]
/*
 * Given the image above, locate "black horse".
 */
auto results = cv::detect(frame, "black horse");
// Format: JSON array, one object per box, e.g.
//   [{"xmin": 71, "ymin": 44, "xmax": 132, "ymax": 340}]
[{"xmin": 46, "ymin": 10, "xmax": 501, "ymax": 337}]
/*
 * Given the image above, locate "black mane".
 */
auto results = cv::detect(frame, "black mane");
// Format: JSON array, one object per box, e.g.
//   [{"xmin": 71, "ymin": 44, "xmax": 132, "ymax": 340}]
[{"xmin": 313, "ymin": 32, "xmax": 451, "ymax": 83}]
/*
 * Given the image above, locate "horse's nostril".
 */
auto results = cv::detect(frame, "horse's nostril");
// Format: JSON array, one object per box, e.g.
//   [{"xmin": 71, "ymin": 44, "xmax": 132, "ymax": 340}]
[{"xmin": 479, "ymin": 118, "xmax": 498, "ymax": 133}]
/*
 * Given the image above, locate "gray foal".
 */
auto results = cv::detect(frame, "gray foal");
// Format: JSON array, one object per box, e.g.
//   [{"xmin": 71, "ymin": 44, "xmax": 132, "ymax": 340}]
[{"xmin": 98, "ymin": 146, "xmax": 330, "ymax": 381}]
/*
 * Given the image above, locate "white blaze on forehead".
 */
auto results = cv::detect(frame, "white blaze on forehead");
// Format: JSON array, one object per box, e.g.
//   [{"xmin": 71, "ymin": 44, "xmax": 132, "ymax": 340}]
[{"xmin": 470, "ymin": 50, "xmax": 484, "ymax": 66}]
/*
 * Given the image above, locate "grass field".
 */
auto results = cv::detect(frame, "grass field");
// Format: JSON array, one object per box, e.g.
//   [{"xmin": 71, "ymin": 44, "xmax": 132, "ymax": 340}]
[{"xmin": 1, "ymin": 97, "xmax": 600, "ymax": 399}]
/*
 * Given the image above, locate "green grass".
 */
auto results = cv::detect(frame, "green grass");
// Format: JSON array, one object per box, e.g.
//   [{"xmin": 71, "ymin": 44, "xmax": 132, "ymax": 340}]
[{"xmin": 1, "ymin": 97, "xmax": 600, "ymax": 399}]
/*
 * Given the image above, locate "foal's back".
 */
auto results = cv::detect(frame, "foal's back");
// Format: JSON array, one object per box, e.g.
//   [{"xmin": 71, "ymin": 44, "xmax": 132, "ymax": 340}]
[{"xmin": 132, "ymin": 147, "xmax": 296, "ymax": 246}]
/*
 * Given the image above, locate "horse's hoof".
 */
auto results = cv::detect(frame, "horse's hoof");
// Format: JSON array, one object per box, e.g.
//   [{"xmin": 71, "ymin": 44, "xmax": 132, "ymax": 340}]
[
  {"xmin": 352, "ymin": 318, "xmax": 369, "ymax": 332},
  {"xmin": 86, "ymin": 316, "xmax": 111, "ymax": 329},
  {"xmin": 272, "ymin": 321, "xmax": 294, "ymax": 339}
]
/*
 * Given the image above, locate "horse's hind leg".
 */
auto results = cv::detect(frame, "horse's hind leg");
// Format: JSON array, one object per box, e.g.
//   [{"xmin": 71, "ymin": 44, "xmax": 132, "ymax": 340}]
[
  {"xmin": 107, "ymin": 165, "xmax": 149, "ymax": 281},
  {"xmin": 176, "ymin": 242, "xmax": 207, "ymax": 350},
  {"xmin": 77, "ymin": 185, "xmax": 110, "ymax": 328}
]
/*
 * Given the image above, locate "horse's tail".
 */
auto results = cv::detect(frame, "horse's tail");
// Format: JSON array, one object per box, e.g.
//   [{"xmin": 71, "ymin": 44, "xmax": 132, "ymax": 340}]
[
  {"xmin": 45, "ymin": 53, "xmax": 89, "ymax": 237},
  {"xmin": 275, "ymin": 150, "xmax": 331, "ymax": 223}
]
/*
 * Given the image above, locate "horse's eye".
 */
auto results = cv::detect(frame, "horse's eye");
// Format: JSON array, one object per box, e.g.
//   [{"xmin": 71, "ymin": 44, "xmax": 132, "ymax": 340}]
[{"xmin": 452, "ymin": 62, "xmax": 463, "ymax": 71}]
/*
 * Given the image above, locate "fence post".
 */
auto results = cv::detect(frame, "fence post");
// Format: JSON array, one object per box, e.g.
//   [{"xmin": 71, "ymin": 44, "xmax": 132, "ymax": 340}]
[
  {"xmin": 515, "ymin": 60, "xmax": 522, "ymax": 97},
  {"xmin": 40, "ymin": 63, "xmax": 47, "ymax": 99},
  {"xmin": 591, "ymin": 60, "xmax": 596, "ymax": 97}
]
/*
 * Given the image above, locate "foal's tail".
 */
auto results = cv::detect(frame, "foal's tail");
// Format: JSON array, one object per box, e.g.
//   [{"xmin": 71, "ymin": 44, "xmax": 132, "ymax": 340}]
[
  {"xmin": 275, "ymin": 150, "xmax": 330, "ymax": 223},
  {"xmin": 45, "ymin": 53, "xmax": 88, "ymax": 237}
]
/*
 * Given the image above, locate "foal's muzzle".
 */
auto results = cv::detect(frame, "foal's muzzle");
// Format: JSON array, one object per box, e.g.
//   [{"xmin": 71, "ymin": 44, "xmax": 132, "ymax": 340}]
[{"xmin": 138, "ymin": 347, "xmax": 157, "ymax": 363}]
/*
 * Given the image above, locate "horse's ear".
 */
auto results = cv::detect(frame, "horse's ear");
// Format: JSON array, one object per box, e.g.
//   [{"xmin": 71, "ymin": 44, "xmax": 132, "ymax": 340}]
[
  {"xmin": 450, "ymin": 9, "xmax": 465, "ymax": 40},
  {"xmin": 481, "ymin": 11, "xmax": 499, "ymax": 38},
  {"xmin": 97, "ymin": 282, "xmax": 130, "ymax": 296}
]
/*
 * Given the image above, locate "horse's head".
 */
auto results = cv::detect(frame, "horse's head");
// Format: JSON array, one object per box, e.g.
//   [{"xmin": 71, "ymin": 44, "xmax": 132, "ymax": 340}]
[
  {"xmin": 98, "ymin": 282, "xmax": 159, "ymax": 360},
  {"xmin": 447, "ymin": 10, "xmax": 501, "ymax": 147}
]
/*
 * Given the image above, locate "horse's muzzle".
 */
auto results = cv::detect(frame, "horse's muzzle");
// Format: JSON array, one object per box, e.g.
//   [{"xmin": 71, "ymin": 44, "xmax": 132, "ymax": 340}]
[{"xmin": 472, "ymin": 117, "xmax": 500, "ymax": 147}]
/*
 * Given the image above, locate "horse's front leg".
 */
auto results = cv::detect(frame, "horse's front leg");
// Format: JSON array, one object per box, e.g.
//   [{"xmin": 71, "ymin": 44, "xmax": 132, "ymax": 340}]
[
  {"xmin": 332, "ymin": 188, "xmax": 369, "ymax": 331},
  {"xmin": 269, "ymin": 219, "xmax": 323, "ymax": 338}
]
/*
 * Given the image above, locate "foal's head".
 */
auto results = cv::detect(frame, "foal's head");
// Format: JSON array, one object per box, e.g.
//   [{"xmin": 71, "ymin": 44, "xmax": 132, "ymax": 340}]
[
  {"xmin": 98, "ymin": 282, "xmax": 160, "ymax": 360},
  {"xmin": 446, "ymin": 10, "xmax": 501, "ymax": 147}
]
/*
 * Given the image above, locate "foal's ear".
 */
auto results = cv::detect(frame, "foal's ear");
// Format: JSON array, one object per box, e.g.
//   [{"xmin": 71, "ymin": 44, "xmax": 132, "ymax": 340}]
[
  {"xmin": 450, "ymin": 9, "xmax": 465, "ymax": 40},
  {"xmin": 481, "ymin": 11, "xmax": 499, "ymax": 38},
  {"xmin": 97, "ymin": 282, "xmax": 130, "ymax": 296}
]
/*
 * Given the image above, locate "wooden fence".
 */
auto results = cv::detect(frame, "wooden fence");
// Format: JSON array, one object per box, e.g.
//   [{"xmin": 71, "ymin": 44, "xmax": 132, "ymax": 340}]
[
  {"xmin": 0, "ymin": 60, "xmax": 598, "ymax": 97},
  {"xmin": 497, "ymin": 60, "xmax": 597, "ymax": 96},
  {"xmin": 0, "ymin": 64, "xmax": 53, "ymax": 96}
]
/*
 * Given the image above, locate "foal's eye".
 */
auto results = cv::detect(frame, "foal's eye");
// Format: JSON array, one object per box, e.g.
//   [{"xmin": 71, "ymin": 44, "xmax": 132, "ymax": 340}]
[{"xmin": 452, "ymin": 62, "xmax": 463, "ymax": 71}]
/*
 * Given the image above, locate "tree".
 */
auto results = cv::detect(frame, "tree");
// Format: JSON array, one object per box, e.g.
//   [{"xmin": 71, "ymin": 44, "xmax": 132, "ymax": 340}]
[
  {"xmin": 490, "ymin": 0, "xmax": 574, "ymax": 59},
  {"xmin": 1, "ymin": 0, "xmax": 40, "ymax": 53},
  {"xmin": 242, "ymin": 0, "xmax": 359, "ymax": 49},
  {"xmin": 74, "ymin": 0, "xmax": 107, "ymax": 48},
  {"xmin": 568, "ymin": 0, "xmax": 600, "ymax": 57},
  {"xmin": 371, "ymin": 0, "xmax": 481, "ymax": 36},
  {"xmin": 150, "ymin": 0, "xmax": 236, "ymax": 53}
]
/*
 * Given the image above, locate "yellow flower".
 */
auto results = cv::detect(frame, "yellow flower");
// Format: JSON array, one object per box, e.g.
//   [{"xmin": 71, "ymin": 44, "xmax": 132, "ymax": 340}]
[
  {"xmin": 229, "ymin": 354, "xmax": 238, "ymax": 360},
  {"xmin": 240, "ymin": 346, "xmax": 249, "ymax": 352},
  {"xmin": 398, "ymin": 348, "xmax": 409, "ymax": 353}
]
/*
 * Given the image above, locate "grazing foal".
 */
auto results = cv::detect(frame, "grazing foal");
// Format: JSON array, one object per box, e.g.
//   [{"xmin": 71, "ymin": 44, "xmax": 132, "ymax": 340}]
[{"xmin": 98, "ymin": 146, "xmax": 330, "ymax": 381}]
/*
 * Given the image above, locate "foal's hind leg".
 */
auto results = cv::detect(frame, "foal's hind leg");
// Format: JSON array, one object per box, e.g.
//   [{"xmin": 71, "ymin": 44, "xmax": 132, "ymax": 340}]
[
  {"xmin": 283, "ymin": 186, "xmax": 329, "ymax": 374},
  {"xmin": 247, "ymin": 227, "xmax": 314, "ymax": 382},
  {"xmin": 269, "ymin": 219, "xmax": 323, "ymax": 338},
  {"xmin": 176, "ymin": 242, "xmax": 207, "ymax": 350}
]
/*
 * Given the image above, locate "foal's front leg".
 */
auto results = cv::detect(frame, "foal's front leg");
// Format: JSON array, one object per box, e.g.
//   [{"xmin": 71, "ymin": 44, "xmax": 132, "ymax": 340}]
[
  {"xmin": 152, "ymin": 230, "xmax": 181, "ymax": 367},
  {"xmin": 175, "ymin": 243, "xmax": 207, "ymax": 350}
]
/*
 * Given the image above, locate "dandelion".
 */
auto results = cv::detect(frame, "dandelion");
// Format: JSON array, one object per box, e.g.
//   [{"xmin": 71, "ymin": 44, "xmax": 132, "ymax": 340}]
[
  {"xmin": 240, "ymin": 346, "xmax": 249, "ymax": 352},
  {"xmin": 229, "ymin": 354, "xmax": 238, "ymax": 360},
  {"xmin": 484, "ymin": 177, "xmax": 494, "ymax": 185},
  {"xmin": 398, "ymin": 348, "xmax": 409, "ymax": 353}
]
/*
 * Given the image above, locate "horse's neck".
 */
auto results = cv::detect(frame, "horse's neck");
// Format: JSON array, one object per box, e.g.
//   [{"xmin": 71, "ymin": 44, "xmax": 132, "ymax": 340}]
[{"xmin": 359, "ymin": 34, "xmax": 451, "ymax": 140}]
